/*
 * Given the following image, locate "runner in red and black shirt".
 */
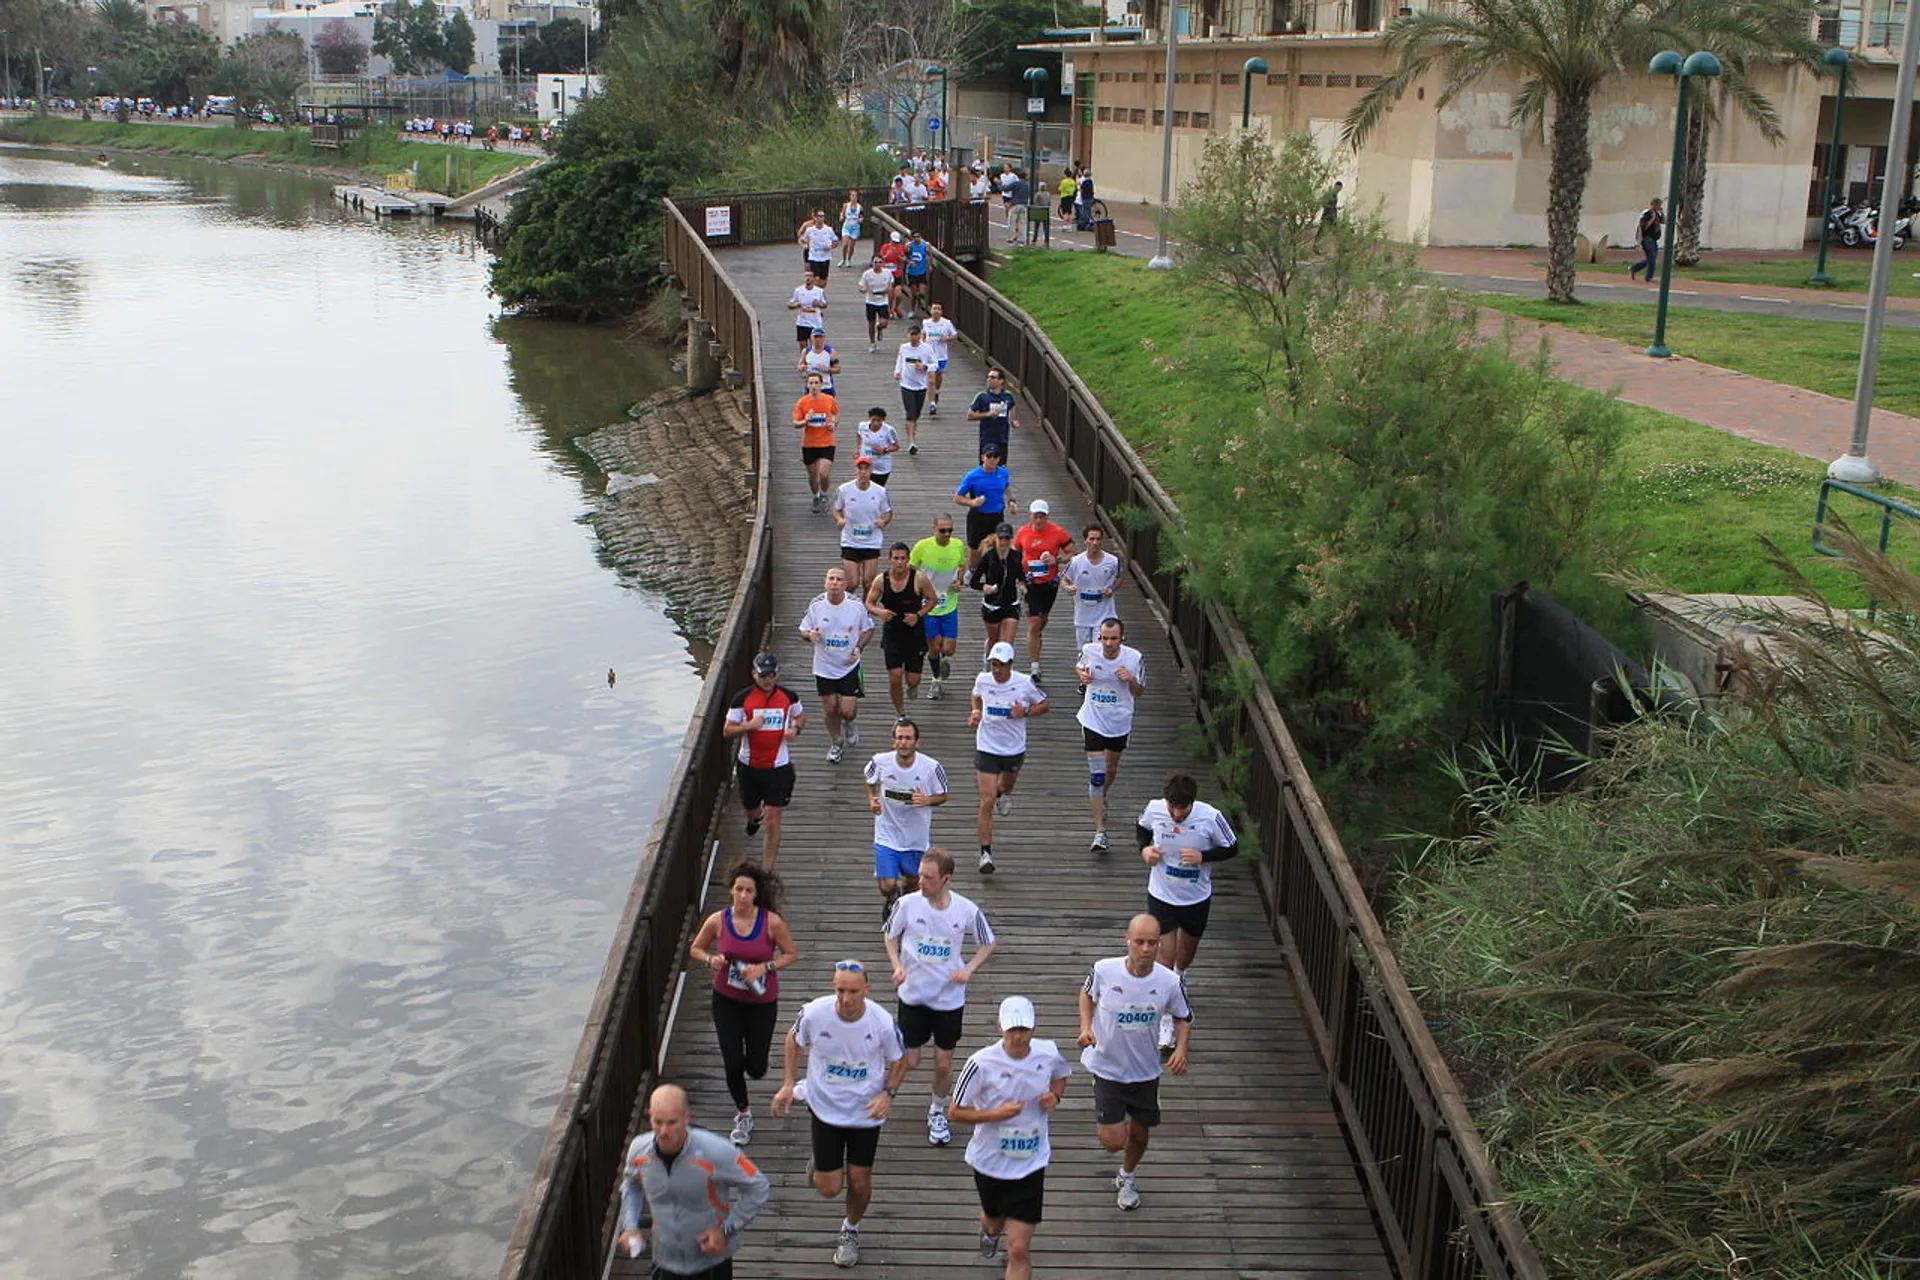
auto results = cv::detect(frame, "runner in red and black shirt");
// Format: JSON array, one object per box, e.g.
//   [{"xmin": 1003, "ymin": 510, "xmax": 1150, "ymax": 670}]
[{"xmin": 725, "ymin": 652, "xmax": 807, "ymax": 868}]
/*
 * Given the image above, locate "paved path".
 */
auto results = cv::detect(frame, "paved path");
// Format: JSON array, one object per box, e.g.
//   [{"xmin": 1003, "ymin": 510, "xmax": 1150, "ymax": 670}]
[{"xmin": 620, "ymin": 242, "xmax": 1393, "ymax": 1279}]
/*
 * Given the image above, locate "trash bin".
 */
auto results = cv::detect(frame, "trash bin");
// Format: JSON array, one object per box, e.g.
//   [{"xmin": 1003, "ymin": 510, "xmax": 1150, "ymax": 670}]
[{"xmin": 1093, "ymin": 218, "xmax": 1116, "ymax": 251}]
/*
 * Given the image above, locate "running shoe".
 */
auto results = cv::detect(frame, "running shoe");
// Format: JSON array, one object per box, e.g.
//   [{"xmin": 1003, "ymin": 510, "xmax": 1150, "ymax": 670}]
[
  {"xmin": 978, "ymin": 1229, "xmax": 1001, "ymax": 1259},
  {"xmin": 906, "ymin": 683, "xmax": 917, "ymax": 700},
  {"xmin": 927, "ymin": 401, "xmax": 938, "ymax": 417},
  {"xmin": 925, "ymin": 678, "xmax": 943, "ymax": 700},
  {"xmin": 1029, "ymin": 662, "xmax": 1043, "ymax": 681},
  {"xmin": 845, "ymin": 725, "xmax": 860, "ymax": 749},
  {"xmin": 978, "ymin": 848, "xmax": 996, "ymax": 874},
  {"xmin": 907, "ymin": 443, "xmax": 918, "ymax": 456},
  {"xmin": 1115, "ymin": 1169, "xmax": 1141, "ymax": 1211},
  {"xmin": 995, "ymin": 793, "xmax": 1012, "ymax": 818},
  {"xmin": 868, "ymin": 342, "xmax": 878, "ymax": 354},
  {"xmin": 928, "ymin": 1109, "xmax": 952, "ymax": 1146},
  {"xmin": 827, "ymin": 739, "xmax": 844, "ymax": 764},
  {"xmin": 1157, "ymin": 1012, "xmax": 1176, "ymax": 1050},
  {"xmin": 730, "ymin": 1110, "xmax": 755, "ymax": 1145},
  {"xmin": 1090, "ymin": 830, "xmax": 1109, "ymax": 853},
  {"xmin": 746, "ymin": 812, "xmax": 763, "ymax": 838},
  {"xmin": 833, "ymin": 1228, "xmax": 861, "ymax": 1268}
]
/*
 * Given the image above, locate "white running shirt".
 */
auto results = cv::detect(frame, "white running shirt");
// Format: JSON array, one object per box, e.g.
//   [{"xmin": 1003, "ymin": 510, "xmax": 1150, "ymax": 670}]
[
  {"xmin": 802, "ymin": 224, "xmax": 838, "ymax": 262},
  {"xmin": 859, "ymin": 268, "xmax": 893, "ymax": 307},
  {"xmin": 1139, "ymin": 798, "xmax": 1238, "ymax": 907},
  {"xmin": 790, "ymin": 284, "xmax": 827, "ymax": 330},
  {"xmin": 856, "ymin": 420, "xmax": 900, "ymax": 475},
  {"xmin": 863, "ymin": 751, "xmax": 950, "ymax": 852},
  {"xmin": 894, "ymin": 341, "xmax": 936, "ymax": 391},
  {"xmin": 971, "ymin": 671, "xmax": 1047, "ymax": 757},
  {"xmin": 1079, "ymin": 956, "xmax": 1190, "ymax": 1083},
  {"xmin": 798, "ymin": 593, "xmax": 873, "ymax": 678},
  {"xmin": 954, "ymin": 1038, "xmax": 1072, "ymax": 1180},
  {"xmin": 792, "ymin": 995, "xmax": 905, "ymax": 1129},
  {"xmin": 1064, "ymin": 551, "xmax": 1124, "ymax": 630},
  {"xmin": 800, "ymin": 344, "xmax": 837, "ymax": 391},
  {"xmin": 1076, "ymin": 642, "xmax": 1145, "ymax": 739},
  {"xmin": 920, "ymin": 316, "xmax": 957, "ymax": 363},
  {"xmin": 884, "ymin": 888, "xmax": 994, "ymax": 1010},
  {"xmin": 833, "ymin": 481, "xmax": 892, "ymax": 550}
]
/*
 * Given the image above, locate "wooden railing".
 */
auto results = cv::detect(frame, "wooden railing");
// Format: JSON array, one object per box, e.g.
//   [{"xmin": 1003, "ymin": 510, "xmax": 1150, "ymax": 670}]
[
  {"xmin": 670, "ymin": 185, "xmax": 989, "ymax": 261},
  {"xmin": 497, "ymin": 198, "xmax": 774, "ymax": 1280},
  {"xmin": 865, "ymin": 205, "xmax": 1548, "ymax": 1280}
]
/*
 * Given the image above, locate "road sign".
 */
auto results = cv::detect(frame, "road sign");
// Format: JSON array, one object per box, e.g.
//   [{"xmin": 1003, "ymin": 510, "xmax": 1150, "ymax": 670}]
[
  {"xmin": 927, "ymin": 116, "xmax": 942, "ymax": 132},
  {"xmin": 1026, "ymin": 97, "xmax": 1046, "ymax": 116}
]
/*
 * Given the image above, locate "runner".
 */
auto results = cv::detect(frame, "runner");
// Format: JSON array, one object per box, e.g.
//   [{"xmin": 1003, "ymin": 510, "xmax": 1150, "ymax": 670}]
[
  {"xmin": 838, "ymin": 189, "xmax": 865, "ymax": 268},
  {"xmin": 909, "ymin": 515, "xmax": 967, "ymax": 700},
  {"xmin": 855, "ymin": 407, "xmax": 901, "ymax": 486},
  {"xmin": 771, "ymin": 959, "xmax": 909, "ymax": 1269},
  {"xmin": 723, "ymin": 651, "xmax": 806, "ymax": 866},
  {"xmin": 877, "ymin": 232, "xmax": 908, "ymax": 318},
  {"xmin": 1076, "ymin": 914, "xmax": 1191, "ymax": 1212},
  {"xmin": 966, "ymin": 368, "xmax": 1019, "ymax": 466},
  {"xmin": 968, "ymin": 641, "xmax": 1048, "ymax": 874},
  {"xmin": 792, "ymin": 371, "xmax": 839, "ymax": 514},
  {"xmin": 883, "ymin": 849, "xmax": 998, "ymax": 1146},
  {"xmin": 688, "ymin": 861, "xmax": 800, "ymax": 1144},
  {"xmin": 1076, "ymin": 619, "xmax": 1146, "ymax": 854},
  {"xmin": 892, "ymin": 323, "xmax": 937, "ymax": 455},
  {"xmin": 1138, "ymin": 772, "xmax": 1238, "ymax": 1047},
  {"xmin": 1063, "ymin": 525, "xmax": 1124, "ymax": 647},
  {"xmin": 950, "ymin": 995, "xmax": 1072, "ymax": 1278},
  {"xmin": 798, "ymin": 329, "xmax": 841, "ymax": 395},
  {"xmin": 832, "ymin": 456, "xmax": 893, "ymax": 592},
  {"xmin": 1010, "ymin": 500, "xmax": 1074, "ymax": 681},
  {"xmin": 899, "ymin": 229, "xmax": 930, "ymax": 315},
  {"xmin": 858, "ymin": 254, "xmax": 893, "ymax": 353},
  {"xmin": 798, "ymin": 208, "xmax": 840, "ymax": 281},
  {"xmin": 797, "ymin": 567, "xmax": 874, "ymax": 764},
  {"xmin": 866, "ymin": 543, "xmax": 936, "ymax": 714},
  {"xmin": 920, "ymin": 301, "xmax": 958, "ymax": 417},
  {"xmin": 617, "ymin": 1084, "xmax": 770, "ymax": 1276},
  {"xmin": 998, "ymin": 166, "xmax": 1018, "ymax": 226},
  {"xmin": 969, "ymin": 522, "xmax": 1021, "ymax": 663},
  {"xmin": 954, "ymin": 446, "xmax": 1014, "ymax": 572},
  {"xmin": 862, "ymin": 719, "xmax": 950, "ymax": 919},
  {"xmin": 788, "ymin": 270, "xmax": 829, "ymax": 351}
]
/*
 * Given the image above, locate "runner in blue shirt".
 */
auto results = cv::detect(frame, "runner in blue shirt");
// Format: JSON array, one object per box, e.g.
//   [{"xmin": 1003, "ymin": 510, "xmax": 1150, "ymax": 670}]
[
  {"xmin": 954, "ymin": 447, "xmax": 1014, "ymax": 573},
  {"xmin": 903, "ymin": 231, "xmax": 932, "ymax": 316}
]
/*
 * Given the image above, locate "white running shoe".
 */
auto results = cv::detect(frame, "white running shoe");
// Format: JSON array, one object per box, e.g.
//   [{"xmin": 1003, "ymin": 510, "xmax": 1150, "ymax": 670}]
[
  {"xmin": 994, "ymin": 793, "xmax": 1011, "ymax": 817},
  {"xmin": 833, "ymin": 1228, "xmax": 861, "ymax": 1268},
  {"xmin": 868, "ymin": 342, "xmax": 878, "ymax": 353},
  {"xmin": 1157, "ymin": 1012, "xmax": 1175, "ymax": 1050},
  {"xmin": 1029, "ymin": 661, "xmax": 1042, "ymax": 681},
  {"xmin": 1115, "ymin": 1169, "xmax": 1141, "ymax": 1210},
  {"xmin": 978, "ymin": 1228, "xmax": 1001, "ymax": 1259},
  {"xmin": 1090, "ymin": 830, "xmax": 1109, "ymax": 853},
  {"xmin": 845, "ymin": 725, "xmax": 860, "ymax": 749},
  {"xmin": 925, "ymin": 678, "xmax": 943, "ymax": 700},
  {"xmin": 928, "ymin": 1109, "xmax": 952, "ymax": 1146},
  {"xmin": 827, "ymin": 740, "xmax": 844, "ymax": 764},
  {"xmin": 927, "ymin": 402, "xmax": 938, "ymax": 417},
  {"xmin": 730, "ymin": 1110, "xmax": 754, "ymax": 1145},
  {"xmin": 978, "ymin": 848, "xmax": 996, "ymax": 874}
]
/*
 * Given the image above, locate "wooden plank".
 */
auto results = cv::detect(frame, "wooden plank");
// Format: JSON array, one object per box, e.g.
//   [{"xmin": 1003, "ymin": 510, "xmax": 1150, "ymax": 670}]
[{"xmin": 626, "ymin": 242, "xmax": 1391, "ymax": 1279}]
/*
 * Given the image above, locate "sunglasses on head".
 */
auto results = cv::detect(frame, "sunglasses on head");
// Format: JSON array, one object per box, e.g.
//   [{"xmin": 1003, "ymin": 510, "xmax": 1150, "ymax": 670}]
[{"xmin": 834, "ymin": 959, "xmax": 864, "ymax": 973}]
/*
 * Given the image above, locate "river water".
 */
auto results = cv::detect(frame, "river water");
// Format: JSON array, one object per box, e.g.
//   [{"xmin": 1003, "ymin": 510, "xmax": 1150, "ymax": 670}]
[{"xmin": 0, "ymin": 146, "xmax": 694, "ymax": 1278}]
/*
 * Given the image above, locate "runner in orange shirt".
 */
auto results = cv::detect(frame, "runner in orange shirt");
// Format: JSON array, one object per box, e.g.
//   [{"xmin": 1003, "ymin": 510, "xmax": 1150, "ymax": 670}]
[
  {"xmin": 1010, "ymin": 499, "xmax": 1075, "ymax": 682},
  {"xmin": 792, "ymin": 372, "xmax": 840, "ymax": 514}
]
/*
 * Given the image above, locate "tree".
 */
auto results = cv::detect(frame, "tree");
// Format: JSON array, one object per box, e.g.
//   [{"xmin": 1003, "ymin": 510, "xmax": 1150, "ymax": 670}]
[
  {"xmin": 819, "ymin": 0, "xmax": 975, "ymax": 145},
  {"xmin": 959, "ymin": 0, "xmax": 1098, "ymax": 89},
  {"xmin": 372, "ymin": 0, "xmax": 447, "ymax": 75},
  {"xmin": 708, "ymin": 0, "xmax": 835, "ymax": 111},
  {"xmin": 441, "ymin": 9, "xmax": 474, "ymax": 73},
  {"xmin": 315, "ymin": 18, "xmax": 368, "ymax": 76},
  {"xmin": 220, "ymin": 29, "xmax": 306, "ymax": 119},
  {"xmin": 1344, "ymin": 0, "xmax": 1790, "ymax": 303},
  {"xmin": 522, "ymin": 17, "xmax": 588, "ymax": 73}
]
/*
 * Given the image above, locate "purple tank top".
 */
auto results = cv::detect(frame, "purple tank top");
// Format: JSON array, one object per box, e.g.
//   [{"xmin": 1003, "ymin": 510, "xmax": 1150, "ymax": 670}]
[{"xmin": 712, "ymin": 908, "xmax": 778, "ymax": 1004}]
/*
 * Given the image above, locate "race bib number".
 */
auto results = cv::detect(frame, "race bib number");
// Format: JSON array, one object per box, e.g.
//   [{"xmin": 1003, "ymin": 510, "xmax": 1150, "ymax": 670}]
[
  {"xmin": 997, "ymin": 1126, "xmax": 1042, "ymax": 1159},
  {"xmin": 1113, "ymin": 1003, "xmax": 1159, "ymax": 1030},
  {"xmin": 883, "ymin": 786, "xmax": 914, "ymax": 804},
  {"xmin": 986, "ymin": 704, "xmax": 1012, "ymax": 718},
  {"xmin": 1090, "ymin": 689, "xmax": 1119, "ymax": 705},
  {"xmin": 1164, "ymin": 862, "xmax": 1202, "ymax": 880},
  {"xmin": 912, "ymin": 934, "xmax": 955, "ymax": 962},
  {"xmin": 852, "ymin": 524, "xmax": 874, "ymax": 539},
  {"xmin": 756, "ymin": 708, "xmax": 787, "ymax": 730},
  {"xmin": 1026, "ymin": 559, "xmax": 1048, "ymax": 577},
  {"xmin": 824, "ymin": 634, "xmax": 853, "ymax": 651},
  {"xmin": 808, "ymin": 414, "xmax": 826, "ymax": 426},
  {"xmin": 823, "ymin": 1058, "xmax": 870, "ymax": 1083},
  {"xmin": 1079, "ymin": 590, "xmax": 1103, "ymax": 601}
]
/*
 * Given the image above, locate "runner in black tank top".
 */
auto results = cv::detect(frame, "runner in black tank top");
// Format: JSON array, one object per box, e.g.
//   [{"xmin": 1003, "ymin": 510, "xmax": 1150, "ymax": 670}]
[{"xmin": 870, "ymin": 543, "xmax": 934, "ymax": 715}]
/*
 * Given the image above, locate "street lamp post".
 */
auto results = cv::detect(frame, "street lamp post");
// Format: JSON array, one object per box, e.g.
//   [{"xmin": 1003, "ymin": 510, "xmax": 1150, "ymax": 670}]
[
  {"xmin": 1833, "ymin": 0, "xmax": 1920, "ymax": 483},
  {"xmin": 1023, "ymin": 66, "xmax": 1048, "ymax": 244},
  {"xmin": 1148, "ymin": 0, "xmax": 1181, "ymax": 268},
  {"xmin": 1241, "ymin": 56, "xmax": 1267, "ymax": 129},
  {"xmin": 1810, "ymin": 48, "xmax": 1851, "ymax": 287},
  {"xmin": 925, "ymin": 64, "xmax": 946, "ymax": 157},
  {"xmin": 1645, "ymin": 49, "xmax": 1721, "ymax": 359}
]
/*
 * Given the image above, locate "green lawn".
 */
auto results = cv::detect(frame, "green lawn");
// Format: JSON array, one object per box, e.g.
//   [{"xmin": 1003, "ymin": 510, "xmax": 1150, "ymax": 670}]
[
  {"xmin": 995, "ymin": 250, "xmax": 1917, "ymax": 601},
  {"xmin": 0, "ymin": 116, "xmax": 531, "ymax": 195},
  {"xmin": 1567, "ymin": 254, "xmax": 1920, "ymax": 298}
]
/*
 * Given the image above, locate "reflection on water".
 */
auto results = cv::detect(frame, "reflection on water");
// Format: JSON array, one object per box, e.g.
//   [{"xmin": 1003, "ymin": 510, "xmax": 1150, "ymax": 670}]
[{"xmin": 0, "ymin": 145, "xmax": 692, "ymax": 1278}]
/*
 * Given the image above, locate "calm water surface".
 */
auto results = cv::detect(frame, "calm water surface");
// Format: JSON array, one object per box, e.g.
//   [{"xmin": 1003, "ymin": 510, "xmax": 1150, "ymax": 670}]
[{"xmin": 0, "ymin": 146, "xmax": 693, "ymax": 1278}]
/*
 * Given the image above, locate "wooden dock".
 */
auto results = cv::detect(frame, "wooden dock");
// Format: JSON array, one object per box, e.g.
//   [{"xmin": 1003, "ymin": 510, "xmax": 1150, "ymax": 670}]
[
  {"xmin": 330, "ymin": 184, "xmax": 422, "ymax": 216},
  {"xmin": 623, "ymin": 242, "xmax": 1392, "ymax": 1279}
]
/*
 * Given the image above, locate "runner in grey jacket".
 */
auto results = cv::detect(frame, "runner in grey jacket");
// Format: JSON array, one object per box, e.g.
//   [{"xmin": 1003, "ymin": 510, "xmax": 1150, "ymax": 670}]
[{"xmin": 617, "ymin": 1084, "xmax": 771, "ymax": 1276}]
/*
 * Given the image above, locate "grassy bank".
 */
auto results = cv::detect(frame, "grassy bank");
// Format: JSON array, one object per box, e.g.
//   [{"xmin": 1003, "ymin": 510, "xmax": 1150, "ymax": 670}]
[
  {"xmin": 0, "ymin": 115, "xmax": 529, "ymax": 195},
  {"xmin": 993, "ymin": 251, "xmax": 1902, "ymax": 599},
  {"xmin": 1570, "ymin": 254, "xmax": 1920, "ymax": 298},
  {"xmin": 1481, "ymin": 293, "xmax": 1920, "ymax": 419}
]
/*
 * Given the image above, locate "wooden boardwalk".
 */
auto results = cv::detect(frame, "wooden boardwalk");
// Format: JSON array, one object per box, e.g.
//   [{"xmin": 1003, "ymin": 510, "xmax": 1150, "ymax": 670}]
[{"xmin": 629, "ymin": 243, "xmax": 1391, "ymax": 1279}]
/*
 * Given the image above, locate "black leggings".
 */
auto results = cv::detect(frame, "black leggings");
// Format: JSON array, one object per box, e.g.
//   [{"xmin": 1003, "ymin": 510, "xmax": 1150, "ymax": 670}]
[{"xmin": 711, "ymin": 992, "xmax": 779, "ymax": 1111}]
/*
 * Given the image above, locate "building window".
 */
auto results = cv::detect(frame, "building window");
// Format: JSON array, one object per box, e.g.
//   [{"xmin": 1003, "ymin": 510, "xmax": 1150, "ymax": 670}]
[
  {"xmin": 1173, "ymin": 110, "xmax": 1190, "ymax": 126},
  {"xmin": 1221, "ymin": 72, "xmax": 1240, "ymax": 85},
  {"xmin": 1130, "ymin": 107, "xmax": 1147, "ymax": 123},
  {"xmin": 1154, "ymin": 72, "xmax": 1166, "ymax": 82},
  {"xmin": 1327, "ymin": 73, "xmax": 1352, "ymax": 87},
  {"xmin": 1190, "ymin": 111, "xmax": 1211, "ymax": 128},
  {"xmin": 1193, "ymin": 72, "xmax": 1213, "ymax": 84},
  {"xmin": 1097, "ymin": 105, "xmax": 1113, "ymax": 121},
  {"xmin": 1356, "ymin": 73, "xmax": 1383, "ymax": 87},
  {"xmin": 1131, "ymin": 71, "xmax": 1148, "ymax": 82},
  {"xmin": 1297, "ymin": 73, "xmax": 1324, "ymax": 86},
  {"xmin": 1098, "ymin": 71, "xmax": 1113, "ymax": 82},
  {"xmin": 1152, "ymin": 109, "xmax": 1165, "ymax": 125},
  {"xmin": 1175, "ymin": 72, "xmax": 1190, "ymax": 83},
  {"xmin": 1266, "ymin": 72, "xmax": 1289, "ymax": 85}
]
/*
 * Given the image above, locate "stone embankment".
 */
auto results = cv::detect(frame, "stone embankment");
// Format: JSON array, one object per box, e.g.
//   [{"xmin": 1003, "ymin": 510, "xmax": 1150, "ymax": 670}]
[{"xmin": 577, "ymin": 386, "xmax": 755, "ymax": 642}]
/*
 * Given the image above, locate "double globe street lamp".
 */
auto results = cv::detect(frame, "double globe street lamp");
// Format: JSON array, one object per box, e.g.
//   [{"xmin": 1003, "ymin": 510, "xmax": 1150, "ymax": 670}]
[{"xmin": 1645, "ymin": 49, "xmax": 1721, "ymax": 359}]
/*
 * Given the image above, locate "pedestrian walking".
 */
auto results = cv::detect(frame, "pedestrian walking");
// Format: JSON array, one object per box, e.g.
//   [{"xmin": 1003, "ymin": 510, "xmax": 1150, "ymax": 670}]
[
  {"xmin": 1076, "ymin": 618, "xmax": 1146, "ymax": 854},
  {"xmin": 771, "ymin": 959, "xmax": 910, "ymax": 1269},
  {"xmin": 1320, "ymin": 179, "xmax": 1342, "ymax": 230},
  {"xmin": 1010, "ymin": 500, "xmax": 1073, "ymax": 682},
  {"xmin": 723, "ymin": 651, "xmax": 805, "ymax": 866},
  {"xmin": 688, "ymin": 862, "xmax": 800, "ymax": 1145},
  {"xmin": 968, "ymin": 641, "xmax": 1048, "ymax": 874},
  {"xmin": 882, "ymin": 849, "xmax": 998, "ymax": 1144},
  {"xmin": 1629, "ymin": 196, "xmax": 1663, "ymax": 283},
  {"xmin": 863, "ymin": 719, "xmax": 950, "ymax": 917},
  {"xmin": 1138, "ymin": 772, "xmax": 1238, "ymax": 1046},
  {"xmin": 617, "ymin": 1084, "xmax": 770, "ymax": 1278},
  {"xmin": 1075, "ymin": 169, "xmax": 1097, "ymax": 231},
  {"xmin": 909, "ymin": 516, "xmax": 967, "ymax": 700},
  {"xmin": 1057, "ymin": 169, "xmax": 1077, "ymax": 226},
  {"xmin": 950, "ymin": 995, "xmax": 1072, "ymax": 1278},
  {"xmin": 798, "ymin": 567, "xmax": 874, "ymax": 763},
  {"xmin": 1076, "ymin": 914, "xmax": 1190, "ymax": 1212}
]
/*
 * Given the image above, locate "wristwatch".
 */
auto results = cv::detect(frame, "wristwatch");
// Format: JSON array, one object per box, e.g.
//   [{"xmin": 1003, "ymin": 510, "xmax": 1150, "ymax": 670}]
[{"xmin": 884, "ymin": 1087, "xmax": 899, "ymax": 1098}]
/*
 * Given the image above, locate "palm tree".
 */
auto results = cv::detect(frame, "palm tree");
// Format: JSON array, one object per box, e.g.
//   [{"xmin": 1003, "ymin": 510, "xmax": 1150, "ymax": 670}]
[
  {"xmin": 1343, "ymin": 0, "xmax": 1792, "ymax": 302},
  {"xmin": 706, "ymin": 0, "xmax": 833, "ymax": 110}
]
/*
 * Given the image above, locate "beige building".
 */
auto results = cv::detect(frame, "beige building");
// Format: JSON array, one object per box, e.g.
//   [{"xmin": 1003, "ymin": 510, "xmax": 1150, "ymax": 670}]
[{"xmin": 1033, "ymin": 19, "xmax": 1913, "ymax": 250}]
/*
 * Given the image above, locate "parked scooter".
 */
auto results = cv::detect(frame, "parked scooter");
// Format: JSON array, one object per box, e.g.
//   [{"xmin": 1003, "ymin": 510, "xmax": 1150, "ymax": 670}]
[{"xmin": 1839, "ymin": 203, "xmax": 1909, "ymax": 249}]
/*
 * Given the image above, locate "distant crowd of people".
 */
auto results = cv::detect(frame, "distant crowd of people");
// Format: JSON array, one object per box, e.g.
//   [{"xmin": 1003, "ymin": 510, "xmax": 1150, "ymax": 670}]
[
  {"xmin": 873, "ymin": 146, "xmax": 1100, "ymax": 248},
  {"xmin": 401, "ymin": 116, "xmax": 553, "ymax": 148}
]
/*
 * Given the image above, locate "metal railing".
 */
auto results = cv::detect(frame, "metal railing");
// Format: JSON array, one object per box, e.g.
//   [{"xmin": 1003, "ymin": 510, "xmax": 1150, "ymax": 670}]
[
  {"xmin": 1814, "ymin": 478, "xmax": 1920, "ymax": 620},
  {"xmin": 498, "ymin": 198, "xmax": 774, "ymax": 1280},
  {"xmin": 671, "ymin": 184, "xmax": 990, "ymax": 261},
  {"xmin": 870, "ymin": 206, "xmax": 1547, "ymax": 1280}
]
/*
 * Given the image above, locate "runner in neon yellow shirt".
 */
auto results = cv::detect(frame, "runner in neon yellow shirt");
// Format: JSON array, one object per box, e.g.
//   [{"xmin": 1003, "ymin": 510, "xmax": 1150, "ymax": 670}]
[{"xmin": 911, "ymin": 515, "xmax": 969, "ymax": 700}]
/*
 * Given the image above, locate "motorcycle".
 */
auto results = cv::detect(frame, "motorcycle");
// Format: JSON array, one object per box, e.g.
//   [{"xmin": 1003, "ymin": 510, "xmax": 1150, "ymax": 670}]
[{"xmin": 1839, "ymin": 203, "xmax": 1909, "ymax": 249}]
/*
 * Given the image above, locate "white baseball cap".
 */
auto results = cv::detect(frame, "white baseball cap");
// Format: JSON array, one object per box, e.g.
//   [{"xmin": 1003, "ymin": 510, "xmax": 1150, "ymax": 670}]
[
  {"xmin": 998, "ymin": 995, "xmax": 1036, "ymax": 1031},
  {"xmin": 1029, "ymin": 499, "xmax": 1050, "ymax": 514},
  {"xmin": 988, "ymin": 641, "xmax": 1016, "ymax": 665}
]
